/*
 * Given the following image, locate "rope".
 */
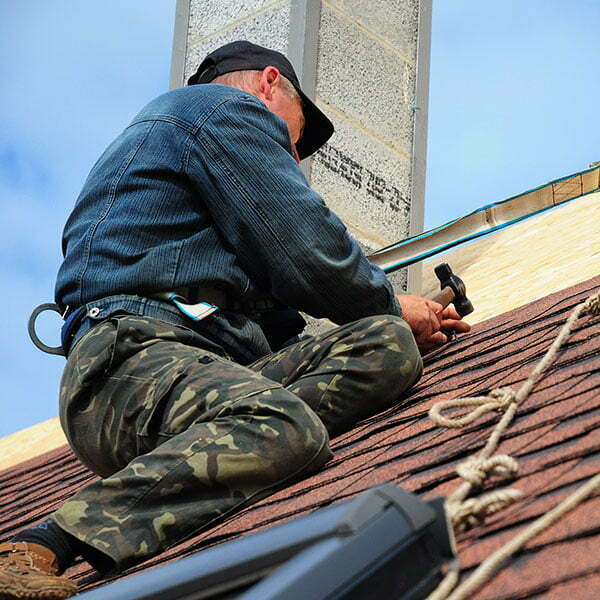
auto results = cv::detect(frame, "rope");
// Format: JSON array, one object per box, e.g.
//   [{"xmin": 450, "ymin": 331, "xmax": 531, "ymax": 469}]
[
  {"xmin": 446, "ymin": 473, "xmax": 600, "ymax": 600},
  {"xmin": 430, "ymin": 560, "xmax": 460, "ymax": 600},
  {"xmin": 450, "ymin": 489, "xmax": 524, "ymax": 534},
  {"xmin": 429, "ymin": 388, "xmax": 515, "ymax": 429},
  {"xmin": 425, "ymin": 290, "xmax": 599, "ymax": 599}
]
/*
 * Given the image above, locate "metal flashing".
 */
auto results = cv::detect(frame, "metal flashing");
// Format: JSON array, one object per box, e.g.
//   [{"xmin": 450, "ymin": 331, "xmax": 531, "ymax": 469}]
[
  {"xmin": 370, "ymin": 165, "xmax": 600, "ymax": 273},
  {"xmin": 288, "ymin": 0, "xmax": 323, "ymax": 180},
  {"xmin": 169, "ymin": 0, "xmax": 191, "ymax": 90},
  {"xmin": 407, "ymin": 0, "xmax": 432, "ymax": 295}
]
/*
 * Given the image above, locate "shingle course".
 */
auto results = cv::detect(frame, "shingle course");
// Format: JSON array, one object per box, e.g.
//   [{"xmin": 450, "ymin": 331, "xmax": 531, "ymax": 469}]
[{"xmin": 0, "ymin": 276, "xmax": 598, "ymax": 598}]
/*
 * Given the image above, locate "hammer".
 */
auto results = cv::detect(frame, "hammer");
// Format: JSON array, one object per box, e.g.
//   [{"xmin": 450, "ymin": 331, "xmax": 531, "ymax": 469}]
[{"xmin": 429, "ymin": 263, "xmax": 474, "ymax": 317}]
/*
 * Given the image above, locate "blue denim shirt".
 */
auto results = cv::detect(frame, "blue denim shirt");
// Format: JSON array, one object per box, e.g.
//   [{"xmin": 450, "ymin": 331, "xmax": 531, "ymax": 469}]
[{"xmin": 56, "ymin": 84, "xmax": 401, "ymax": 363}]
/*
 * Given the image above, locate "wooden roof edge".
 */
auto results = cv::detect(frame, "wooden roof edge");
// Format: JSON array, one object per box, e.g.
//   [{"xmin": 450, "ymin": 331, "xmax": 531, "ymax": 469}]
[{"xmin": 0, "ymin": 417, "xmax": 67, "ymax": 473}]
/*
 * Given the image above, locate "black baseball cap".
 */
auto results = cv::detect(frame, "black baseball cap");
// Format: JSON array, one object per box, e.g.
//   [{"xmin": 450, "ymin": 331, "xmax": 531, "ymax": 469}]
[{"xmin": 187, "ymin": 40, "xmax": 334, "ymax": 160}]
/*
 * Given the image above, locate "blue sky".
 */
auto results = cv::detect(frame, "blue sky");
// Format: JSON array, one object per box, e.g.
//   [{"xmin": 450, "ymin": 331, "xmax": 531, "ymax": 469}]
[
  {"xmin": 1, "ymin": 1, "xmax": 598, "ymax": 436},
  {"xmin": 427, "ymin": 1, "xmax": 599, "ymax": 224}
]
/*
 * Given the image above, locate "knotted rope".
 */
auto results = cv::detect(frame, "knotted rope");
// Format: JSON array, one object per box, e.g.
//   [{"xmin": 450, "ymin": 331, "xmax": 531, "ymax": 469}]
[
  {"xmin": 451, "ymin": 456, "xmax": 522, "ymax": 533},
  {"xmin": 429, "ymin": 387, "xmax": 516, "ymax": 429},
  {"xmin": 426, "ymin": 291, "xmax": 599, "ymax": 600}
]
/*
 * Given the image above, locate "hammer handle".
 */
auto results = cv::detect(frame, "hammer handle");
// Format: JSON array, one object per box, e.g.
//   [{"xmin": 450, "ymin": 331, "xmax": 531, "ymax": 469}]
[{"xmin": 430, "ymin": 286, "xmax": 455, "ymax": 309}]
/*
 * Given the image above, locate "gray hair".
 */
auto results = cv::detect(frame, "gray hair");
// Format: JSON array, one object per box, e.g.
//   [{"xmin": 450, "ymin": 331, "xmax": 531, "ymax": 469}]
[{"xmin": 212, "ymin": 69, "xmax": 300, "ymax": 103}]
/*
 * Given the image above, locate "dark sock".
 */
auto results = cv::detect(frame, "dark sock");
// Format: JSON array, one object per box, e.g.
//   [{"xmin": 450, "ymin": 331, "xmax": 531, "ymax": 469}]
[
  {"xmin": 13, "ymin": 520, "xmax": 78, "ymax": 572},
  {"xmin": 12, "ymin": 519, "xmax": 115, "ymax": 575}
]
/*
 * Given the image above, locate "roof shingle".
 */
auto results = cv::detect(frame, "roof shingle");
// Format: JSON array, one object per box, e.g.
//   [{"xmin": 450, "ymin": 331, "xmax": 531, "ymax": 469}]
[{"xmin": 1, "ymin": 276, "xmax": 598, "ymax": 598}]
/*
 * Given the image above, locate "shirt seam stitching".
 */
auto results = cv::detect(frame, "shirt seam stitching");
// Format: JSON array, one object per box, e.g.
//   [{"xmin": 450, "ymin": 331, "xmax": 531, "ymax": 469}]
[{"xmin": 75, "ymin": 121, "xmax": 157, "ymax": 305}]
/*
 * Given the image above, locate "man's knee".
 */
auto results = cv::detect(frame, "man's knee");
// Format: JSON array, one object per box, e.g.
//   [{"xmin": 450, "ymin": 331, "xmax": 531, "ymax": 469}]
[
  {"xmin": 274, "ymin": 392, "xmax": 333, "ymax": 471},
  {"xmin": 351, "ymin": 314, "xmax": 423, "ymax": 391},
  {"xmin": 253, "ymin": 390, "xmax": 332, "ymax": 478},
  {"xmin": 381, "ymin": 314, "xmax": 422, "ymax": 377}
]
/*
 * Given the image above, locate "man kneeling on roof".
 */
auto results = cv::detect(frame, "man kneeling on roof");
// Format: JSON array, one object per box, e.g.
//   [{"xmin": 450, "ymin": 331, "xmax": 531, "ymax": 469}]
[{"xmin": 0, "ymin": 41, "xmax": 469, "ymax": 599}]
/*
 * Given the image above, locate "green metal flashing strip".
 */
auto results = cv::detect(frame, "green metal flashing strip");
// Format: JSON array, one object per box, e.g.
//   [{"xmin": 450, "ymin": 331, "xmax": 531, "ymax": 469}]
[{"xmin": 370, "ymin": 166, "xmax": 600, "ymax": 274}]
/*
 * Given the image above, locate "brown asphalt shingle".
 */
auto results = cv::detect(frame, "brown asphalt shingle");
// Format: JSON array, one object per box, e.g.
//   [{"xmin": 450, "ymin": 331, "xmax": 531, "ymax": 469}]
[{"xmin": 1, "ymin": 275, "xmax": 598, "ymax": 598}]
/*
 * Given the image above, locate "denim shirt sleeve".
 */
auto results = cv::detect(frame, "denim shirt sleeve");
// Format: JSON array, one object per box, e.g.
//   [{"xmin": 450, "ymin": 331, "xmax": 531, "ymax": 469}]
[{"xmin": 186, "ymin": 94, "xmax": 401, "ymax": 324}]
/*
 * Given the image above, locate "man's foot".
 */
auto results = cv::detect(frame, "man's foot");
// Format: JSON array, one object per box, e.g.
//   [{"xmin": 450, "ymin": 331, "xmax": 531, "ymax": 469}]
[{"xmin": 0, "ymin": 542, "xmax": 77, "ymax": 599}]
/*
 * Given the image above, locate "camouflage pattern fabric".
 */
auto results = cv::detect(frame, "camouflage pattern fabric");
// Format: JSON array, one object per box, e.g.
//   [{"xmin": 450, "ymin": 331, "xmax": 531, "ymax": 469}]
[{"xmin": 53, "ymin": 314, "xmax": 422, "ymax": 572}]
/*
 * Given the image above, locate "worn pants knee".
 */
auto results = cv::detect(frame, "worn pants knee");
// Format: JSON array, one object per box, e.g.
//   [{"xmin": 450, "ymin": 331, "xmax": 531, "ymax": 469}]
[{"xmin": 253, "ymin": 314, "xmax": 423, "ymax": 437}]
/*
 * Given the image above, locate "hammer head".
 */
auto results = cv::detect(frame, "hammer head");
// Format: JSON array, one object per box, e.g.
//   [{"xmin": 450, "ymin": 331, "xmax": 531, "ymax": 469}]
[{"xmin": 434, "ymin": 263, "xmax": 474, "ymax": 317}]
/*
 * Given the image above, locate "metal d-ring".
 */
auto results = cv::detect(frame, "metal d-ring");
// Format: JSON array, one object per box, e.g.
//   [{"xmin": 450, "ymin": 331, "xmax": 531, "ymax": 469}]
[{"xmin": 28, "ymin": 303, "xmax": 65, "ymax": 356}]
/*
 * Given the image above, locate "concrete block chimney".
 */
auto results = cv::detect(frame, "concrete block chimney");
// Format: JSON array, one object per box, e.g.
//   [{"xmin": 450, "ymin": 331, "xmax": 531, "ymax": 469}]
[{"xmin": 170, "ymin": 0, "xmax": 431, "ymax": 292}]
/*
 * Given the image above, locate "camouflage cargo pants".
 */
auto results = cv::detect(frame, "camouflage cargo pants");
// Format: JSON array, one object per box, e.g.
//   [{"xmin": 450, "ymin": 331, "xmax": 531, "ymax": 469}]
[{"xmin": 53, "ymin": 314, "xmax": 422, "ymax": 572}]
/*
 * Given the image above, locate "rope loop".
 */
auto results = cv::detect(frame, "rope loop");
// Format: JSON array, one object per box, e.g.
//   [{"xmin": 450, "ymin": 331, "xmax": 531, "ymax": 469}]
[
  {"xmin": 450, "ymin": 488, "xmax": 524, "ymax": 533},
  {"xmin": 429, "ymin": 386, "xmax": 516, "ymax": 429},
  {"xmin": 455, "ymin": 455, "xmax": 519, "ymax": 487}
]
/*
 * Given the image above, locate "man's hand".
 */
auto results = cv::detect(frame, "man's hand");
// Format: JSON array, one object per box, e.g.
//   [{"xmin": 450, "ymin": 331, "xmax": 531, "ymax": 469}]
[{"xmin": 396, "ymin": 294, "xmax": 471, "ymax": 352}]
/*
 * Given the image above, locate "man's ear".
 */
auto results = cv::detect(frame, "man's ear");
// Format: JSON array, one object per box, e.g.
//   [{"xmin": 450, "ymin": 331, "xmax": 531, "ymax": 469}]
[{"xmin": 258, "ymin": 66, "xmax": 280, "ymax": 102}]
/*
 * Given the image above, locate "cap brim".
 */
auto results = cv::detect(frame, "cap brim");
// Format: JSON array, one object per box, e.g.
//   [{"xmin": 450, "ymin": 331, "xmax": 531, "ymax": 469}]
[{"xmin": 295, "ymin": 90, "xmax": 334, "ymax": 160}]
